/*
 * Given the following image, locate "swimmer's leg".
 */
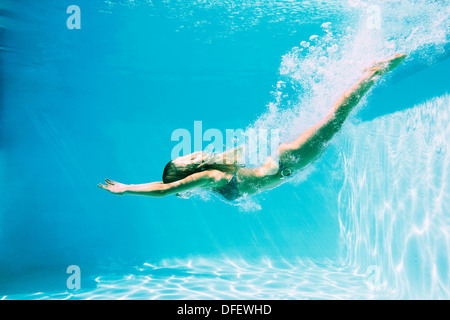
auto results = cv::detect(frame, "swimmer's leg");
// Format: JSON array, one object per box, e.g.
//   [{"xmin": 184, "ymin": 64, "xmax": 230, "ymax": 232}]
[{"xmin": 279, "ymin": 53, "xmax": 407, "ymax": 170}]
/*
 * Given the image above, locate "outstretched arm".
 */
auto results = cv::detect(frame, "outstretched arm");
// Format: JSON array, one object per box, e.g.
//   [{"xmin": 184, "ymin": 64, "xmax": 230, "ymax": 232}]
[
  {"xmin": 279, "ymin": 53, "xmax": 407, "ymax": 170},
  {"xmin": 98, "ymin": 170, "xmax": 226, "ymax": 197}
]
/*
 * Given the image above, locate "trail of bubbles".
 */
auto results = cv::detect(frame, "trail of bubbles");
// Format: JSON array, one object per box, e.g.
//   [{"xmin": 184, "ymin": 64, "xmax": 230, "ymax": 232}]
[{"xmin": 250, "ymin": 0, "xmax": 449, "ymax": 149}]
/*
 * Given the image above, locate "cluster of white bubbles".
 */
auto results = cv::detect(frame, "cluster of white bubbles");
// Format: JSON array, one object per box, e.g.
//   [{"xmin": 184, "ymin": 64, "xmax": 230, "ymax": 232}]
[
  {"xmin": 239, "ymin": 0, "xmax": 449, "ymax": 206},
  {"xmin": 250, "ymin": 0, "xmax": 449, "ymax": 147}
]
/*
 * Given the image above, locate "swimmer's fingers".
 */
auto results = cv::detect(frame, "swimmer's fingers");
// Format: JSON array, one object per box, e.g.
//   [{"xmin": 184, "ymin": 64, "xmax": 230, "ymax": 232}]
[
  {"xmin": 98, "ymin": 183, "xmax": 108, "ymax": 190},
  {"xmin": 105, "ymin": 178, "xmax": 121, "ymax": 185},
  {"xmin": 100, "ymin": 182, "xmax": 116, "ymax": 191},
  {"xmin": 98, "ymin": 182, "xmax": 126, "ymax": 195}
]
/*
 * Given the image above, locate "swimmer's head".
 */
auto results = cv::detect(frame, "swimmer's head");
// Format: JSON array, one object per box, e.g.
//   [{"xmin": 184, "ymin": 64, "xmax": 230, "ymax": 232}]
[
  {"xmin": 162, "ymin": 161, "xmax": 190, "ymax": 183},
  {"xmin": 162, "ymin": 152, "xmax": 207, "ymax": 183}
]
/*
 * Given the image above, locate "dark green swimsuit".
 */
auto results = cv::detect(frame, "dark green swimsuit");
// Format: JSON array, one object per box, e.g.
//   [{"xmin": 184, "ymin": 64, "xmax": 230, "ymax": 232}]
[{"xmin": 214, "ymin": 161, "xmax": 291, "ymax": 201}]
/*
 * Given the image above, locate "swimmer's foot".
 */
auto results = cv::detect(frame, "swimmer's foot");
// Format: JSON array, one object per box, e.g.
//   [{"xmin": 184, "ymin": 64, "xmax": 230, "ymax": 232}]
[{"xmin": 365, "ymin": 53, "xmax": 408, "ymax": 75}]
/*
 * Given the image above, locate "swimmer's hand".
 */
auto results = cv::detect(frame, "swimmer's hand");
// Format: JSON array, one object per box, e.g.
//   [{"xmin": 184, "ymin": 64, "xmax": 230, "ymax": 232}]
[{"xmin": 98, "ymin": 179, "xmax": 129, "ymax": 195}]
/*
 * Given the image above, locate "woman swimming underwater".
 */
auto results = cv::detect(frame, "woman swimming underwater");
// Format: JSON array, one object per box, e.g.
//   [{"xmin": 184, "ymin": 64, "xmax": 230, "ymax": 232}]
[{"xmin": 98, "ymin": 53, "xmax": 407, "ymax": 201}]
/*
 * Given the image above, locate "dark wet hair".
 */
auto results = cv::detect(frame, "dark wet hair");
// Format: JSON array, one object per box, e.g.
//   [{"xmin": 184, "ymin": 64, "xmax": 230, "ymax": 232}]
[
  {"xmin": 162, "ymin": 151, "xmax": 238, "ymax": 183},
  {"xmin": 162, "ymin": 160, "xmax": 204, "ymax": 183}
]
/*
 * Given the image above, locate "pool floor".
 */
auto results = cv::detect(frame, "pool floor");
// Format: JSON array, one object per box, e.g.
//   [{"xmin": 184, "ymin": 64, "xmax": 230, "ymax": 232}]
[{"xmin": 2, "ymin": 258, "xmax": 390, "ymax": 300}]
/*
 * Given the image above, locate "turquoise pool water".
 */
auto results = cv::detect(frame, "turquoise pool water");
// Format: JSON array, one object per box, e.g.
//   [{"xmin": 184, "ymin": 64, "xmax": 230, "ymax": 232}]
[{"xmin": 1, "ymin": 0, "xmax": 449, "ymax": 299}]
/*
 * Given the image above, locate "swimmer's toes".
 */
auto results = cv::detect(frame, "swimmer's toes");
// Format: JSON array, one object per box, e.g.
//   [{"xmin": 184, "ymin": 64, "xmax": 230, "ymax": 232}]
[{"xmin": 387, "ymin": 53, "xmax": 407, "ymax": 70}]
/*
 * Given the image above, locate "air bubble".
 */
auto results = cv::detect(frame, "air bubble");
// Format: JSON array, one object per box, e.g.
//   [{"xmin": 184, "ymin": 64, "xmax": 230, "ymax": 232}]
[
  {"xmin": 327, "ymin": 44, "xmax": 339, "ymax": 53},
  {"xmin": 300, "ymin": 41, "xmax": 310, "ymax": 47}
]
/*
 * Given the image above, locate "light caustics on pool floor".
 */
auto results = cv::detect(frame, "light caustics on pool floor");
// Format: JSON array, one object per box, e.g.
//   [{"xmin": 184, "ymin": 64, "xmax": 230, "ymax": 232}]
[
  {"xmin": 3, "ymin": 258, "xmax": 385, "ymax": 300},
  {"xmin": 4, "ymin": 94, "xmax": 449, "ymax": 300}
]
